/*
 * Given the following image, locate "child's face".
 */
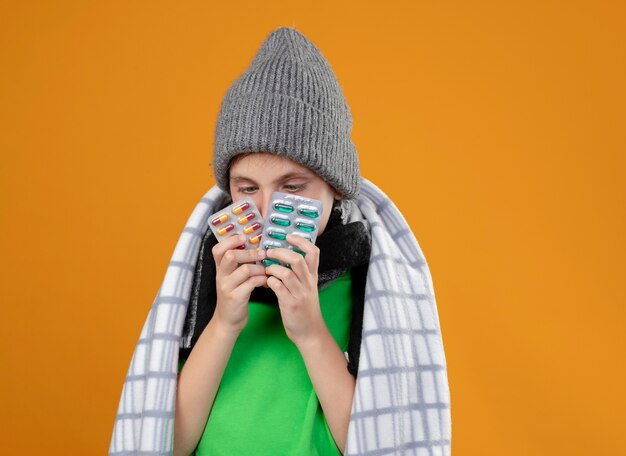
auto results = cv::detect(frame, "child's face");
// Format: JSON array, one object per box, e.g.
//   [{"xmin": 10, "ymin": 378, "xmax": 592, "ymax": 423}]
[{"xmin": 228, "ymin": 152, "xmax": 342, "ymax": 235}]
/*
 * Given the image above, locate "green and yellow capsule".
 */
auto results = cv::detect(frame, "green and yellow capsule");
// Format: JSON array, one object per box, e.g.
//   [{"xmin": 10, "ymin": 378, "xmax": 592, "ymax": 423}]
[
  {"xmin": 270, "ymin": 216, "xmax": 291, "ymax": 227},
  {"xmin": 268, "ymin": 230, "xmax": 287, "ymax": 241},
  {"xmin": 298, "ymin": 207, "xmax": 319, "ymax": 218},
  {"xmin": 296, "ymin": 221, "xmax": 316, "ymax": 232},
  {"xmin": 273, "ymin": 202, "xmax": 294, "ymax": 213}
]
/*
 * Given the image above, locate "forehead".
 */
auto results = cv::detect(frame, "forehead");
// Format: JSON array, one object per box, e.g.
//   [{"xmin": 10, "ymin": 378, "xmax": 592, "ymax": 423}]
[{"xmin": 229, "ymin": 153, "xmax": 312, "ymax": 176}]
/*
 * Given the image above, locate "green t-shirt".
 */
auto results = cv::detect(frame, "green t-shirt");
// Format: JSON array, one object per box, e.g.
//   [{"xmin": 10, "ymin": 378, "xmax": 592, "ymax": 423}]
[{"xmin": 178, "ymin": 270, "xmax": 353, "ymax": 455}]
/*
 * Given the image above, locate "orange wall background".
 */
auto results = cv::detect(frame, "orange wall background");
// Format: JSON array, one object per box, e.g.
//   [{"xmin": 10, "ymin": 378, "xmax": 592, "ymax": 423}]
[{"xmin": 1, "ymin": 1, "xmax": 624, "ymax": 454}]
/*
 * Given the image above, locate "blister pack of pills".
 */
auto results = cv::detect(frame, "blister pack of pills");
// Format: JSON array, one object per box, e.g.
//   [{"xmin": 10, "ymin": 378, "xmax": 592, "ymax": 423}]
[
  {"xmin": 260, "ymin": 192, "xmax": 324, "ymax": 267},
  {"xmin": 207, "ymin": 197, "xmax": 264, "ymax": 249}
]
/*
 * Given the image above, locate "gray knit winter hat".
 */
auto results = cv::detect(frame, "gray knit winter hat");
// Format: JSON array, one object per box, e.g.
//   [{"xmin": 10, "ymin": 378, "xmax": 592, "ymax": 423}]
[{"xmin": 212, "ymin": 26, "xmax": 360, "ymax": 199}]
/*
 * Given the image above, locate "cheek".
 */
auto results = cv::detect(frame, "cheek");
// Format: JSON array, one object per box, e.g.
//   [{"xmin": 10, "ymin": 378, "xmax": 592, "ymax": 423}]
[
  {"xmin": 229, "ymin": 188, "xmax": 250, "ymax": 203},
  {"xmin": 317, "ymin": 194, "xmax": 336, "ymax": 235},
  {"xmin": 229, "ymin": 186, "xmax": 240, "ymax": 199}
]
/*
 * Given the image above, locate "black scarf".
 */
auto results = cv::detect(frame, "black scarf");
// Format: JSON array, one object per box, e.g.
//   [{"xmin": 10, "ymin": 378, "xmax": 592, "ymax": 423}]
[{"xmin": 179, "ymin": 198, "xmax": 372, "ymax": 377}]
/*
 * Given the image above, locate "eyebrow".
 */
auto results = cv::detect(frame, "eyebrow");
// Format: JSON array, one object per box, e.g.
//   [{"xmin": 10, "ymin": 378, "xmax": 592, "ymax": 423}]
[{"xmin": 230, "ymin": 171, "xmax": 311, "ymax": 184}]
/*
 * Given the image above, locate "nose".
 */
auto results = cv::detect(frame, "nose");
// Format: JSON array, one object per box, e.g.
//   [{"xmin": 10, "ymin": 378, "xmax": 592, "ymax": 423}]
[{"xmin": 256, "ymin": 191, "xmax": 271, "ymax": 220}]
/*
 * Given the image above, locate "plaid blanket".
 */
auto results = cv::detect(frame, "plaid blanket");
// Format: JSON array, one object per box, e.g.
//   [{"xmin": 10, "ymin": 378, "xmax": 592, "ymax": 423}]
[{"xmin": 109, "ymin": 177, "xmax": 452, "ymax": 455}]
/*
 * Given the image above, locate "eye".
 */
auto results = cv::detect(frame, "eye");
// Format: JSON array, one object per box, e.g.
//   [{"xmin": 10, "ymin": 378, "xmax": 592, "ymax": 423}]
[
  {"xmin": 283, "ymin": 183, "xmax": 305, "ymax": 192},
  {"xmin": 238, "ymin": 186, "xmax": 258, "ymax": 194}
]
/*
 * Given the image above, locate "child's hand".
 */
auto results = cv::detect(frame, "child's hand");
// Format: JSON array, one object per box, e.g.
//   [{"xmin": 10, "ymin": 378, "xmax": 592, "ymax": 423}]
[
  {"xmin": 264, "ymin": 233, "xmax": 326, "ymax": 347},
  {"xmin": 212, "ymin": 234, "xmax": 267, "ymax": 335}
]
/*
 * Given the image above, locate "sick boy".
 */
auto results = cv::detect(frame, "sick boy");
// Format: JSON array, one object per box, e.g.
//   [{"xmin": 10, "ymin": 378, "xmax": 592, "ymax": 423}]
[{"xmin": 174, "ymin": 27, "xmax": 371, "ymax": 455}]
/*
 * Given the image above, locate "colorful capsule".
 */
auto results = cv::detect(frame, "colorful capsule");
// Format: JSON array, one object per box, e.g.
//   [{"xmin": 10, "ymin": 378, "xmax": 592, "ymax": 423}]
[
  {"xmin": 273, "ymin": 202, "xmax": 294, "ymax": 213},
  {"xmin": 295, "ymin": 221, "xmax": 315, "ymax": 232},
  {"xmin": 262, "ymin": 258, "xmax": 282, "ymax": 267},
  {"xmin": 236, "ymin": 244, "xmax": 246, "ymax": 250},
  {"xmin": 263, "ymin": 241, "xmax": 282, "ymax": 250},
  {"xmin": 271, "ymin": 216, "xmax": 291, "ymax": 227},
  {"xmin": 298, "ymin": 207, "xmax": 319, "ymax": 218},
  {"xmin": 243, "ymin": 222, "xmax": 262, "ymax": 234},
  {"xmin": 210, "ymin": 213, "xmax": 229, "ymax": 226},
  {"xmin": 290, "ymin": 246, "xmax": 306, "ymax": 256},
  {"xmin": 238, "ymin": 212, "xmax": 256, "ymax": 224},
  {"xmin": 217, "ymin": 223, "xmax": 235, "ymax": 235},
  {"xmin": 249, "ymin": 233, "xmax": 262, "ymax": 244},
  {"xmin": 232, "ymin": 201, "xmax": 250, "ymax": 214},
  {"xmin": 268, "ymin": 230, "xmax": 287, "ymax": 241}
]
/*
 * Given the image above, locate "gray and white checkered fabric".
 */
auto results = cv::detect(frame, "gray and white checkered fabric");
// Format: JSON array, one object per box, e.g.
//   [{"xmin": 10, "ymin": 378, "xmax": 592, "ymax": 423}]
[{"xmin": 109, "ymin": 177, "xmax": 451, "ymax": 455}]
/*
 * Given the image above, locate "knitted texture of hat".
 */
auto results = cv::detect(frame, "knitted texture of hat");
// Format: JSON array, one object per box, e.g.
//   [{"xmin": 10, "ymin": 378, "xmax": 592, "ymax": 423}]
[{"xmin": 212, "ymin": 26, "xmax": 360, "ymax": 199}]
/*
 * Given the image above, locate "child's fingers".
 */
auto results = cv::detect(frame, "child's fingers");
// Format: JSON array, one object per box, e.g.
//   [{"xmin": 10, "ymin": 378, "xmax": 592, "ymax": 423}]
[
  {"xmin": 236, "ymin": 273, "xmax": 268, "ymax": 295},
  {"xmin": 224, "ymin": 263, "xmax": 267, "ymax": 290},
  {"xmin": 266, "ymin": 275, "xmax": 292, "ymax": 302},
  {"xmin": 221, "ymin": 264, "xmax": 267, "ymax": 293},
  {"xmin": 265, "ymin": 263, "xmax": 301, "ymax": 295},
  {"xmin": 219, "ymin": 247, "xmax": 266, "ymax": 276},
  {"xmin": 265, "ymin": 247, "xmax": 309, "ymax": 281},
  {"xmin": 285, "ymin": 233, "xmax": 320, "ymax": 274},
  {"xmin": 211, "ymin": 234, "xmax": 247, "ymax": 267}
]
